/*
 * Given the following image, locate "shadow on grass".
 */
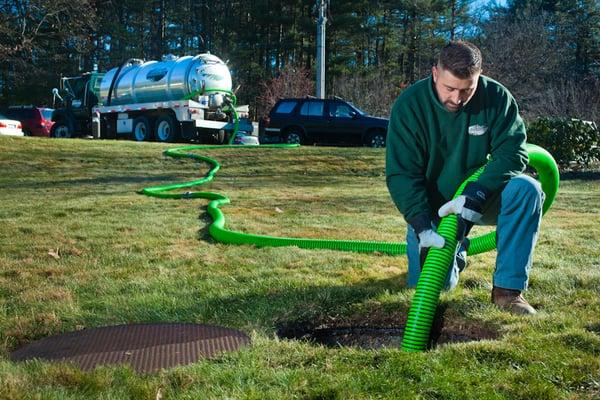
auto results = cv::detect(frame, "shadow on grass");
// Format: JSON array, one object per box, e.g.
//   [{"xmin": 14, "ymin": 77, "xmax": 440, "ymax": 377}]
[
  {"xmin": 0, "ymin": 174, "xmax": 185, "ymax": 190},
  {"xmin": 5, "ymin": 273, "xmax": 409, "ymax": 351},
  {"xmin": 559, "ymin": 170, "xmax": 600, "ymax": 181},
  {"xmin": 0, "ymin": 171, "xmax": 380, "ymax": 194},
  {"xmin": 6, "ymin": 263, "xmax": 501, "ymax": 354},
  {"xmin": 199, "ymin": 274, "xmax": 410, "ymax": 330},
  {"xmin": 196, "ymin": 274, "xmax": 500, "ymax": 350}
]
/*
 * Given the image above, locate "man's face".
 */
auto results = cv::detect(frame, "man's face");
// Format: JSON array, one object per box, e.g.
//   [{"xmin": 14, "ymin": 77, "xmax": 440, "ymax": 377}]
[{"xmin": 432, "ymin": 65, "xmax": 479, "ymax": 112}]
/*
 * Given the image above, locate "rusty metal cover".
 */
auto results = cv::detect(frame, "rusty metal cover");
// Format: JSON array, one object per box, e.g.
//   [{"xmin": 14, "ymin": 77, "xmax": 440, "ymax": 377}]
[{"xmin": 10, "ymin": 323, "xmax": 251, "ymax": 373}]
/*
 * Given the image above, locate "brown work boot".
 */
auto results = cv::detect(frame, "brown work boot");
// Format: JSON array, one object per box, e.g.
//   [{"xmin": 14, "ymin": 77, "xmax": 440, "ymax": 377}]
[{"xmin": 492, "ymin": 287, "xmax": 537, "ymax": 315}]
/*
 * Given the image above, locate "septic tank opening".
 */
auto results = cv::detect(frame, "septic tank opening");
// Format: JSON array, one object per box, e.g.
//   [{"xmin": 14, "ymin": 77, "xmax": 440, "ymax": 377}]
[{"xmin": 277, "ymin": 307, "xmax": 500, "ymax": 350}]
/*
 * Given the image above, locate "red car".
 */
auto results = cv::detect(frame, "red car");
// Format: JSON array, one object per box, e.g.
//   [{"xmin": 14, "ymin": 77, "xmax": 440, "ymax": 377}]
[{"xmin": 5, "ymin": 106, "xmax": 54, "ymax": 137}]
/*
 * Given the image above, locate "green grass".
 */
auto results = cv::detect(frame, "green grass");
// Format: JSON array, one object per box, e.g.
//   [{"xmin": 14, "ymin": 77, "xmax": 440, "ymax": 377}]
[{"xmin": 0, "ymin": 136, "xmax": 599, "ymax": 399}]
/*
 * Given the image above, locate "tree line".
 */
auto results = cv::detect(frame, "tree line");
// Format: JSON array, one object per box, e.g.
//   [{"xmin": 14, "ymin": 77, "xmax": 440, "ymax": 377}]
[{"xmin": 0, "ymin": 0, "xmax": 598, "ymax": 121}]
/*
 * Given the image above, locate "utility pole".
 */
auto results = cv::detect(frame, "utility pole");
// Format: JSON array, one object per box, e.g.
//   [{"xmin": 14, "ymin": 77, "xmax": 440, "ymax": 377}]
[{"xmin": 316, "ymin": 0, "xmax": 327, "ymax": 99}]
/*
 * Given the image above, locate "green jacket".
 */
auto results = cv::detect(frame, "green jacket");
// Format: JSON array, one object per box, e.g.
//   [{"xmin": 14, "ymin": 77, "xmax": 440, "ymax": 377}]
[{"xmin": 385, "ymin": 74, "xmax": 528, "ymax": 232}]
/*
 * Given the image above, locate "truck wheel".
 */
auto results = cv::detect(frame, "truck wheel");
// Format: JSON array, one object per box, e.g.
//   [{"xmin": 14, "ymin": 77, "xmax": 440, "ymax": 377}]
[
  {"xmin": 132, "ymin": 117, "xmax": 152, "ymax": 141},
  {"xmin": 51, "ymin": 122, "xmax": 73, "ymax": 138},
  {"xmin": 155, "ymin": 114, "xmax": 179, "ymax": 142},
  {"xmin": 283, "ymin": 129, "xmax": 303, "ymax": 145},
  {"xmin": 214, "ymin": 129, "xmax": 227, "ymax": 144},
  {"xmin": 365, "ymin": 130, "xmax": 386, "ymax": 148}
]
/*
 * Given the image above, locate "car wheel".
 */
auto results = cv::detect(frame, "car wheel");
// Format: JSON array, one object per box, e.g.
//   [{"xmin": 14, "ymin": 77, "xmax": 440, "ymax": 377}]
[
  {"xmin": 132, "ymin": 116, "xmax": 153, "ymax": 141},
  {"xmin": 283, "ymin": 129, "xmax": 303, "ymax": 145},
  {"xmin": 155, "ymin": 114, "xmax": 179, "ymax": 142},
  {"xmin": 366, "ymin": 130, "xmax": 386, "ymax": 148},
  {"xmin": 51, "ymin": 122, "xmax": 73, "ymax": 138}
]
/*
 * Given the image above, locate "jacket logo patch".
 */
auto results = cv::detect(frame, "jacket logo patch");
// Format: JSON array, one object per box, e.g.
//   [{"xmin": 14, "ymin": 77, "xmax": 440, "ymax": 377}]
[{"xmin": 468, "ymin": 125, "xmax": 487, "ymax": 136}]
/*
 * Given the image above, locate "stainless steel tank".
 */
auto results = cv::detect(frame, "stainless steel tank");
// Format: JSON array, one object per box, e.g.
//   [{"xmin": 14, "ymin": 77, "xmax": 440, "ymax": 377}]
[{"xmin": 99, "ymin": 53, "xmax": 232, "ymax": 106}]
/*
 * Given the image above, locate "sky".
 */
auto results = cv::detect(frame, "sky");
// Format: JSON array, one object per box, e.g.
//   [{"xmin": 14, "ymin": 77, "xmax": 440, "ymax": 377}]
[
  {"xmin": 472, "ymin": 0, "xmax": 507, "ymax": 8},
  {"xmin": 471, "ymin": 0, "xmax": 508, "ymax": 12}
]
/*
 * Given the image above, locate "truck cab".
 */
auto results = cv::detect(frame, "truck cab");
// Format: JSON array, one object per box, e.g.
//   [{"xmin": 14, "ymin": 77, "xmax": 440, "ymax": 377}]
[{"xmin": 51, "ymin": 72, "xmax": 104, "ymax": 138}]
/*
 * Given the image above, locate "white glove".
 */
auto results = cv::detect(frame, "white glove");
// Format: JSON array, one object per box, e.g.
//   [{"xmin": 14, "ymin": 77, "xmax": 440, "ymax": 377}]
[
  {"xmin": 417, "ymin": 229, "xmax": 445, "ymax": 249},
  {"xmin": 438, "ymin": 195, "xmax": 483, "ymax": 223}
]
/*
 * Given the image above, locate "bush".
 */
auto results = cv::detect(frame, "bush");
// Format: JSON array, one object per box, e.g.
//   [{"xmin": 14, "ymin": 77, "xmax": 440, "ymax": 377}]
[{"xmin": 526, "ymin": 118, "xmax": 599, "ymax": 168}]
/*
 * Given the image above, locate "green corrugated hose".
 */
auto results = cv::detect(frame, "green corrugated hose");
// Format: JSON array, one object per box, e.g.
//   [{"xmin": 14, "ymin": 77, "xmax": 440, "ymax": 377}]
[
  {"xmin": 140, "ymin": 143, "xmax": 559, "ymax": 351},
  {"xmin": 401, "ymin": 144, "xmax": 559, "ymax": 351}
]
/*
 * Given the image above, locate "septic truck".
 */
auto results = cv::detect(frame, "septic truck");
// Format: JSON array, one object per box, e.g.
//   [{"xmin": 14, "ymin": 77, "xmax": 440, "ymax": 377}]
[{"xmin": 50, "ymin": 53, "xmax": 251, "ymax": 143}]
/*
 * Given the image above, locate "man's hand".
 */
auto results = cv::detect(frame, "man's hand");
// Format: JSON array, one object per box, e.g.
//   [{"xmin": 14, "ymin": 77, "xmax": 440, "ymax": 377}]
[
  {"xmin": 417, "ymin": 229, "xmax": 445, "ymax": 249},
  {"xmin": 439, "ymin": 181, "xmax": 489, "ymax": 222},
  {"xmin": 438, "ymin": 195, "xmax": 483, "ymax": 223},
  {"xmin": 438, "ymin": 182, "xmax": 489, "ymax": 241},
  {"xmin": 417, "ymin": 229, "xmax": 445, "ymax": 268},
  {"xmin": 438, "ymin": 196, "xmax": 479, "ymax": 241}
]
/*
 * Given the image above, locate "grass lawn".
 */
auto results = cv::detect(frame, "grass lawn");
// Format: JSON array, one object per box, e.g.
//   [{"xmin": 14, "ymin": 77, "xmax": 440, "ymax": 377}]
[{"xmin": 0, "ymin": 136, "xmax": 598, "ymax": 399}]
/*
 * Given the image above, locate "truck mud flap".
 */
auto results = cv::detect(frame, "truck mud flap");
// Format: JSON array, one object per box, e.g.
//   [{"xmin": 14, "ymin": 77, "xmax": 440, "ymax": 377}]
[{"xmin": 181, "ymin": 121, "xmax": 197, "ymax": 141}]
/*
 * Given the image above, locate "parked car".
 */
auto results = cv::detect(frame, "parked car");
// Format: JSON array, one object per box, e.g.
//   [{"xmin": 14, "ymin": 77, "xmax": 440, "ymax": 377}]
[
  {"xmin": 259, "ymin": 97, "xmax": 389, "ymax": 147},
  {"xmin": 5, "ymin": 106, "xmax": 54, "ymax": 136},
  {"xmin": 0, "ymin": 113, "xmax": 24, "ymax": 137}
]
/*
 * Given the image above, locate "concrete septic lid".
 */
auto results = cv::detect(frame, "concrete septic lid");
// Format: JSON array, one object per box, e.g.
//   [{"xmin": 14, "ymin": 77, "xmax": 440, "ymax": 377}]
[{"xmin": 10, "ymin": 323, "xmax": 251, "ymax": 373}]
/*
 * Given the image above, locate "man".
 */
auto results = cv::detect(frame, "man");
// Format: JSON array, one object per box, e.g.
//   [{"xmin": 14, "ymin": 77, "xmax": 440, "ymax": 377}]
[{"xmin": 386, "ymin": 41, "xmax": 544, "ymax": 315}]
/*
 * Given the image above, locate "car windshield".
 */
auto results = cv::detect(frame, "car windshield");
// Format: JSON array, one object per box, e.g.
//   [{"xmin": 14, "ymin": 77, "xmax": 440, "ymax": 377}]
[
  {"xmin": 347, "ymin": 102, "xmax": 366, "ymax": 115},
  {"xmin": 0, "ymin": 113, "xmax": 9, "ymax": 119}
]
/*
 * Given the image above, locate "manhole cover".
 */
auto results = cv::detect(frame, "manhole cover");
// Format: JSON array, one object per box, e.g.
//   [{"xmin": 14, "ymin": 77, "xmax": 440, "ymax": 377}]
[{"xmin": 10, "ymin": 323, "xmax": 250, "ymax": 373}]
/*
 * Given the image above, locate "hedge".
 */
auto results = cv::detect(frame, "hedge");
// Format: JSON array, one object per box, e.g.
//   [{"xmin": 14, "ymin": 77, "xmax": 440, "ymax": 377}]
[{"xmin": 527, "ymin": 118, "xmax": 599, "ymax": 168}]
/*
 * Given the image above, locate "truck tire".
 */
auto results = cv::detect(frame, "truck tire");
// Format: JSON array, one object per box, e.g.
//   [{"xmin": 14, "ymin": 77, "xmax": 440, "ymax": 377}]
[
  {"xmin": 212, "ymin": 129, "xmax": 226, "ymax": 144},
  {"xmin": 155, "ymin": 114, "xmax": 179, "ymax": 142},
  {"xmin": 132, "ymin": 116, "xmax": 152, "ymax": 141},
  {"xmin": 365, "ymin": 130, "xmax": 386, "ymax": 148},
  {"xmin": 51, "ymin": 121, "xmax": 74, "ymax": 138}
]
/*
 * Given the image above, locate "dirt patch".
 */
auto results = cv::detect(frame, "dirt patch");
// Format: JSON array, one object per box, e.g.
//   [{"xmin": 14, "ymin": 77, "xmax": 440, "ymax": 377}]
[{"xmin": 278, "ymin": 306, "xmax": 500, "ymax": 350}]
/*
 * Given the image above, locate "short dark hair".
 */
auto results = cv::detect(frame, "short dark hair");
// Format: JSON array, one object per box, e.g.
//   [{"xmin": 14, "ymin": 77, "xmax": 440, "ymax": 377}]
[{"xmin": 437, "ymin": 41, "xmax": 482, "ymax": 78}]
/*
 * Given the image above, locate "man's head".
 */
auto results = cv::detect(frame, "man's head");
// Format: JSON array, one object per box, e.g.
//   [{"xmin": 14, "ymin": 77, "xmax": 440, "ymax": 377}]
[{"xmin": 432, "ymin": 41, "xmax": 482, "ymax": 112}]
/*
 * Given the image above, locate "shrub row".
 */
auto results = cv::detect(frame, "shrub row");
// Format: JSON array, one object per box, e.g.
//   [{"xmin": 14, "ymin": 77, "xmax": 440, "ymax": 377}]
[{"xmin": 526, "ymin": 118, "xmax": 599, "ymax": 168}]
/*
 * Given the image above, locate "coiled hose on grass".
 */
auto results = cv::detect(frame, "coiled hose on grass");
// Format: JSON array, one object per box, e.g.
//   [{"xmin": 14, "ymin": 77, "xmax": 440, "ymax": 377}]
[
  {"xmin": 141, "ymin": 143, "xmax": 559, "ymax": 351},
  {"xmin": 141, "ymin": 144, "xmax": 409, "ymax": 254}
]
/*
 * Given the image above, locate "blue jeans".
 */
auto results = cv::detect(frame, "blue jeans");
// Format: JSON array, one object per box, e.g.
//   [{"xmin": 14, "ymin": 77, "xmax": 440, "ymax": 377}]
[{"xmin": 406, "ymin": 175, "xmax": 544, "ymax": 291}]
